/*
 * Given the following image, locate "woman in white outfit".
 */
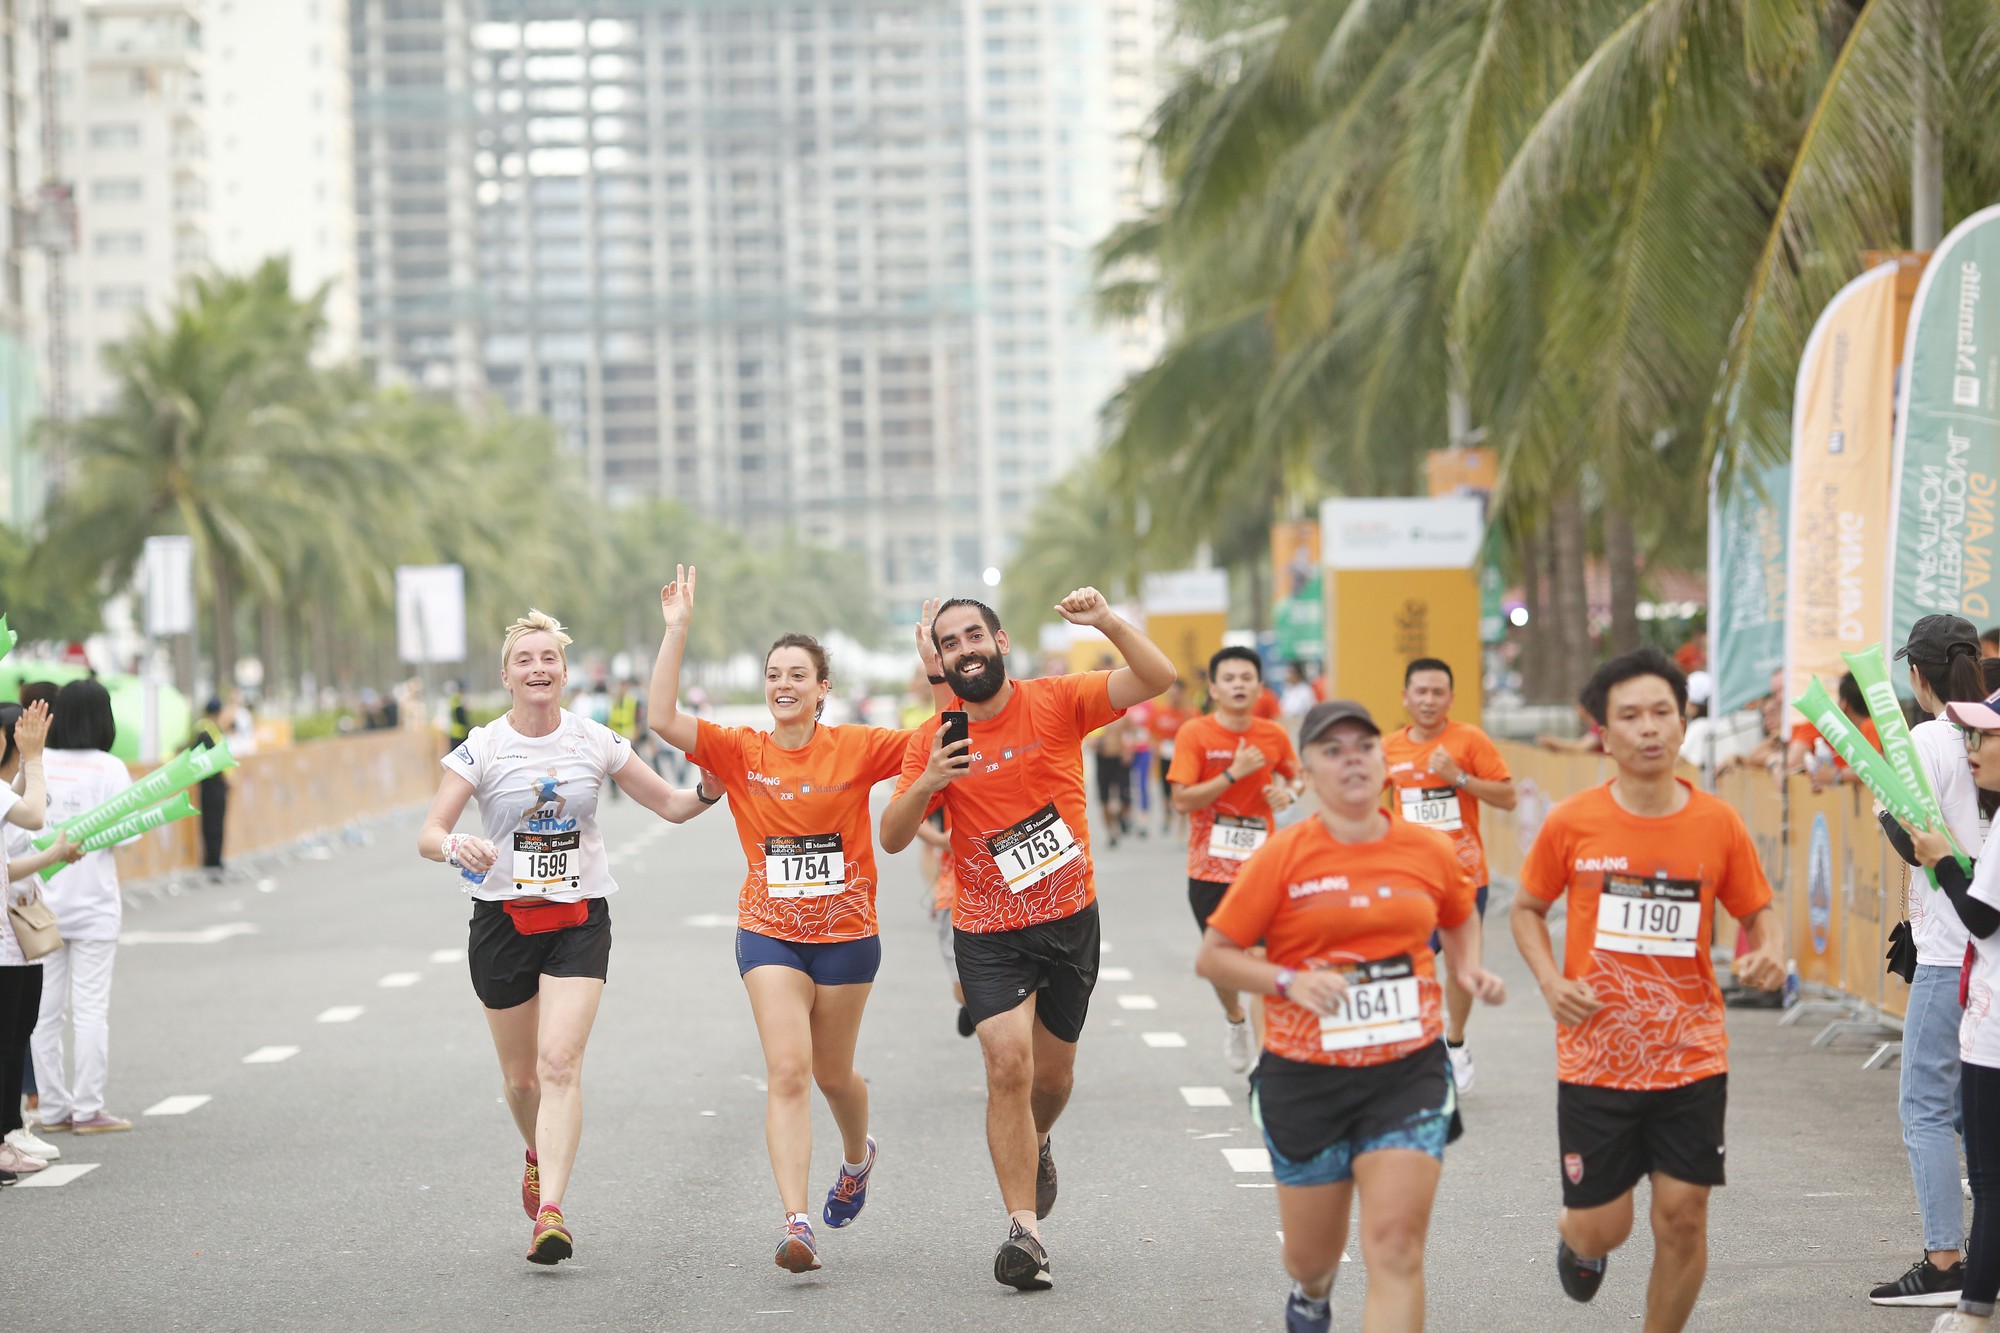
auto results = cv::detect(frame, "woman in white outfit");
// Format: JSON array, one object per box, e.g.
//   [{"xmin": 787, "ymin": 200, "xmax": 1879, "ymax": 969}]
[
  {"xmin": 418, "ymin": 610, "xmax": 719, "ymax": 1266},
  {"xmin": 30, "ymin": 679, "xmax": 137, "ymax": 1137}
]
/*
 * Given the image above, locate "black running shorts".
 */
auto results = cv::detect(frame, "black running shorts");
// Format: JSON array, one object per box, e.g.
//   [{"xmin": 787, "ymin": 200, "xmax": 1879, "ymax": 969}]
[
  {"xmin": 954, "ymin": 903, "xmax": 1100, "ymax": 1043},
  {"xmin": 467, "ymin": 897, "xmax": 613, "ymax": 1011},
  {"xmin": 1556, "ymin": 1073, "xmax": 1727, "ymax": 1209},
  {"xmin": 1189, "ymin": 877, "xmax": 1230, "ymax": 932},
  {"xmin": 1094, "ymin": 754, "xmax": 1130, "ymax": 806}
]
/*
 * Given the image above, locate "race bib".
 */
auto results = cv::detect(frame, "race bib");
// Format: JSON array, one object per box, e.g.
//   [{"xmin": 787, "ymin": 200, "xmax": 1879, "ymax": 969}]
[
  {"xmin": 512, "ymin": 830, "xmax": 580, "ymax": 894},
  {"xmin": 764, "ymin": 833, "xmax": 846, "ymax": 899},
  {"xmin": 1317, "ymin": 954, "xmax": 1424, "ymax": 1052},
  {"xmin": 1399, "ymin": 784, "xmax": 1463, "ymax": 831},
  {"xmin": 1595, "ymin": 873, "xmax": 1702, "ymax": 958},
  {"xmin": 1206, "ymin": 813, "xmax": 1268, "ymax": 862},
  {"xmin": 989, "ymin": 804, "xmax": 1083, "ymax": 895}
]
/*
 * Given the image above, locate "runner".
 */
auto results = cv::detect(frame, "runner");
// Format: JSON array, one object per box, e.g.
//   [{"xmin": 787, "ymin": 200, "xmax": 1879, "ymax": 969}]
[
  {"xmin": 1382, "ymin": 657, "xmax": 1515, "ymax": 1092},
  {"xmin": 915, "ymin": 811, "xmax": 973, "ymax": 1038},
  {"xmin": 1090, "ymin": 709, "xmax": 1135, "ymax": 848},
  {"xmin": 417, "ymin": 609, "xmax": 721, "ymax": 1266},
  {"xmin": 1513, "ymin": 648, "xmax": 1785, "ymax": 1330},
  {"xmin": 647, "ymin": 570, "xmax": 949, "ymax": 1274},
  {"xmin": 1902, "ymin": 682, "xmax": 2000, "ymax": 1333},
  {"xmin": 880, "ymin": 589, "xmax": 1175, "ymax": 1290},
  {"xmin": 1151, "ymin": 679, "xmax": 1192, "ymax": 836},
  {"xmin": 1195, "ymin": 698, "xmax": 1504, "ymax": 1333},
  {"xmin": 1167, "ymin": 645, "xmax": 1301, "ymax": 1073}
]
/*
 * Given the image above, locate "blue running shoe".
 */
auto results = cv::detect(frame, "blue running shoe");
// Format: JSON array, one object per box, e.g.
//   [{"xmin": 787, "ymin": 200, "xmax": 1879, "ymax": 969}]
[
  {"xmin": 775, "ymin": 1217, "xmax": 821, "ymax": 1273},
  {"xmin": 822, "ymin": 1135, "xmax": 877, "ymax": 1228},
  {"xmin": 1284, "ymin": 1284, "xmax": 1331, "ymax": 1333}
]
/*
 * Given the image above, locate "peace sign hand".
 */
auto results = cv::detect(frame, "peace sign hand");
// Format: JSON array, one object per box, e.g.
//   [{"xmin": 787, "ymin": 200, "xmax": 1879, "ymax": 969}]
[
  {"xmin": 660, "ymin": 564, "xmax": 698, "ymax": 630},
  {"xmin": 916, "ymin": 597, "xmax": 942, "ymax": 669}
]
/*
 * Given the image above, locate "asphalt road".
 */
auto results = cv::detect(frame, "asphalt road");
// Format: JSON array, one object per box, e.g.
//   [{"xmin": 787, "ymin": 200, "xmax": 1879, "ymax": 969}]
[{"xmin": 6, "ymin": 781, "xmax": 1954, "ymax": 1331}]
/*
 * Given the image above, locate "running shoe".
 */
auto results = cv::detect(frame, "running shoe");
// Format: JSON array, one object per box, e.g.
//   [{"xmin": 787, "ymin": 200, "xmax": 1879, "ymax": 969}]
[
  {"xmin": 527, "ymin": 1206, "xmax": 573, "ymax": 1265},
  {"xmin": 0, "ymin": 1143, "xmax": 47, "ymax": 1175},
  {"xmin": 33, "ymin": 1114, "xmax": 72, "ymax": 1133},
  {"xmin": 0, "ymin": 1168, "xmax": 15, "ymax": 1187},
  {"xmin": 71, "ymin": 1112, "xmax": 132, "ymax": 1135},
  {"xmin": 1035, "ymin": 1138, "xmax": 1058, "ymax": 1219},
  {"xmin": 521, "ymin": 1151, "xmax": 540, "ymax": 1220},
  {"xmin": 4, "ymin": 1126, "xmax": 58, "ymax": 1161},
  {"xmin": 1224, "ymin": 1019, "xmax": 1254, "ymax": 1074},
  {"xmin": 1869, "ymin": 1257, "xmax": 1964, "ymax": 1307},
  {"xmin": 822, "ymin": 1135, "xmax": 877, "ymax": 1228},
  {"xmin": 775, "ymin": 1217, "xmax": 822, "ymax": 1273},
  {"xmin": 1556, "ymin": 1238, "xmax": 1606, "ymax": 1303},
  {"xmin": 993, "ymin": 1220, "xmax": 1052, "ymax": 1290},
  {"xmin": 1284, "ymin": 1284, "xmax": 1332, "ymax": 1333},
  {"xmin": 1929, "ymin": 1314, "xmax": 1992, "ymax": 1333},
  {"xmin": 1447, "ymin": 1043, "xmax": 1475, "ymax": 1093}
]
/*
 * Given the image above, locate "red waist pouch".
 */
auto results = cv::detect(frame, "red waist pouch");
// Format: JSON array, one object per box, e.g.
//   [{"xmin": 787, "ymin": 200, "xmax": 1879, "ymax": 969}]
[{"xmin": 504, "ymin": 898, "xmax": 589, "ymax": 935}]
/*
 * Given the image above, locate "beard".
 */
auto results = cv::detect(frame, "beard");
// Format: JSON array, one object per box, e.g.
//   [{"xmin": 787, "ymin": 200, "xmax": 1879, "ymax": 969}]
[{"xmin": 946, "ymin": 649, "xmax": 1009, "ymax": 703}]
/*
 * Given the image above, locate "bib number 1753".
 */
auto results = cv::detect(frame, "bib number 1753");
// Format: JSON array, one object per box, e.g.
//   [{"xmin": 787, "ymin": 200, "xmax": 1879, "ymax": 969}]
[{"xmin": 989, "ymin": 804, "xmax": 1083, "ymax": 895}]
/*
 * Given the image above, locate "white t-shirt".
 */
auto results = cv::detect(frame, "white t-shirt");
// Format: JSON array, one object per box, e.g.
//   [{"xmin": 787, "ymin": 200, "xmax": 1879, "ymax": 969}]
[
  {"xmin": 1912, "ymin": 720, "xmax": 1981, "ymax": 966},
  {"xmin": 440, "ymin": 710, "xmax": 631, "ymax": 903},
  {"xmin": 1960, "ymin": 821, "xmax": 2000, "ymax": 1069},
  {"xmin": 40, "ymin": 748, "xmax": 135, "ymax": 943},
  {"xmin": 0, "ymin": 792, "xmax": 35, "ymax": 969}
]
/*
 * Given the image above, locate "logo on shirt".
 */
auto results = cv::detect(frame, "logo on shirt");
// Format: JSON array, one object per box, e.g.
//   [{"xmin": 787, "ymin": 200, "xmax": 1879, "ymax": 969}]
[
  {"xmin": 1288, "ymin": 875, "xmax": 1350, "ymax": 900},
  {"xmin": 746, "ymin": 770, "xmax": 783, "ymax": 787},
  {"xmin": 1574, "ymin": 856, "xmax": 1629, "ymax": 872}
]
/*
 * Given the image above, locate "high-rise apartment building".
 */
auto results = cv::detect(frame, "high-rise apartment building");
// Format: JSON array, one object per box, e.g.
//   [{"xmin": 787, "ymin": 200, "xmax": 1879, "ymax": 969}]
[
  {"xmin": 350, "ymin": 0, "xmax": 1160, "ymax": 614},
  {"xmin": 0, "ymin": 0, "xmax": 44, "ymax": 527}
]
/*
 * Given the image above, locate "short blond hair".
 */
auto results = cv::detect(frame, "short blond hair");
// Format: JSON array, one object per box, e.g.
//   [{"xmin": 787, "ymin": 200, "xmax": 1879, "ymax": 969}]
[{"xmin": 501, "ymin": 609, "xmax": 573, "ymax": 670}]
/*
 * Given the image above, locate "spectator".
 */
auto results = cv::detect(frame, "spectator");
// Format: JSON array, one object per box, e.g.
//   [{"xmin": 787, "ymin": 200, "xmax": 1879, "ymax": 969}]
[
  {"xmin": 1278, "ymin": 662, "xmax": 1317, "ymax": 719},
  {"xmin": 192, "ymin": 698, "xmax": 231, "ymax": 878},
  {"xmin": 1983, "ymin": 627, "xmax": 2000, "ymax": 658}
]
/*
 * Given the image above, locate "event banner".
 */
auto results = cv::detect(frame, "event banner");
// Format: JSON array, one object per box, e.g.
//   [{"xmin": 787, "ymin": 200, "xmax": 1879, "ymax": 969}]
[
  {"xmin": 1708, "ymin": 450, "xmax": 1788, "ymax": 715},
  {"xmin": 1886, "ymin": 205, "xmax": 2000, "ymax": 652},
  {"xmin": 1785, "ymin": 263, "xmax": 1899, "ymax": 711}
]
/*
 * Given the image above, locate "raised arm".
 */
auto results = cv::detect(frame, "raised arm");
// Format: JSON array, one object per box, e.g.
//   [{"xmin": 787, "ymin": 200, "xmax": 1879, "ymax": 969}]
[
  {"xmin": 612, "ymin": 755, "xmax": 725, "ymax": 824},
  {"xmin": 1055, "ymin": 587, "xmax": 1175, "ymax": 711},
  {"xmin": 5, "ymin": 700, "xmax": 51, "ymax": 827},
  {"xmin": 646, "ymin": 563, "xmax": 702, "ymax": 755},
  {"xmin": 917, "ymin": 598, "xmax": 955, "ymax": 712}
]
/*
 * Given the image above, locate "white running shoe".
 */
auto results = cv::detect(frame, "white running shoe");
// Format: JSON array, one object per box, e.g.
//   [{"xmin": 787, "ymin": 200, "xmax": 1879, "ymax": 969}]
[
  {"xmin": 1929, "ymin": 1312, "xmax": 1991, "ymax": 1332},
  {"xmin": 1224, "ymin": 1019, "xmax": 1255, "ymax": 1074},
  {"xmin": 4, "ymin": 1127, "xmax": 57, "ymax": 1161},
  {"xmin": 1447, "ymin": 1044, "xmax": 1475, "ymax": 1093}
]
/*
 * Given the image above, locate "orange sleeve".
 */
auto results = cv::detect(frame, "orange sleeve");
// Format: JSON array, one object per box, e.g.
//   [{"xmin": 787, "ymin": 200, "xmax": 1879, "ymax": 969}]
[
  {"xmin": 1164, "ymin": 720, "xmax": 1204, "ymax": 786},
  {"xmin": 867, "ymin": 727, "xmax": 915, "ymax": 783},
  {"xmin": 1463, "ymin": 729, "xmax": 1510, "ymax": 782},
  {"xmin": 690, "ymin": 719, "xmax": 745, "ymax": 774},
  {"xmin": 1717, "ymin": 809, "xmax": 1776, "ymax": 921},
  {"xmin": 1518, "ymin": 803, "xmax": 1571, "ymax": 904},
  {"xmin": 1069, "ymin": 670, "xmax": 1123, "ymax": 735},
  {"xmin": 1205, "ymin": 837, "xmax": 1286, "ymax": 949},
  {"xmin": 1274, "ymin": 726, "xmax": 1300, "ymax": 779}
]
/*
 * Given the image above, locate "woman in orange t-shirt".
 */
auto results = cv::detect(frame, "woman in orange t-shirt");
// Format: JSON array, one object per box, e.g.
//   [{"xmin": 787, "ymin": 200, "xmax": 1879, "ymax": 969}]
[
  {"xmin": 1196, "ymin": 699, "xmax": 1506, "ymax": 1333},
  {"xmin": 648, "ymin": 568, "xmax": 947, "ymax": 1275}
]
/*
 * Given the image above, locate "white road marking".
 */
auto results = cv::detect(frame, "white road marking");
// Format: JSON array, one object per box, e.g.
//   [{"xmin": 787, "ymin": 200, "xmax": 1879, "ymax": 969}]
[
  {"xmin": 256, "ymin": 878, "xmax": 277, "ymax": 893},
  {"xmin": 1101, "ymin": 942, "xmax": 1115, "ymax": 953},
  {"xmin": 1223, "ymin": 1148, "xmax": 1272, "ymax": 1173},
  {"xmin": 1100, "ymin": 966, "xmax": 1135, "ymax": 982},
  {"xmin": 1142, "ymin": 1032, "xmax": 1187, "ymax": 1048},
  {"xmin": 16, "ymin": 1163, "xmax": 100, "ymax": 1187},
  {"xmin": 1116, "ymin": 994, "xmax": 1158, "ymax": 1010},
  {"xmin": 430, "ymin": 948, "xmax": 466, "ymax": 964},
  {"xmin": 377, "ymin": 972, "xmax": 421, "ymax": 988},
  {"xmin": 120, "ymin": 922, "xmax": 259, "ymax": 945},
  {"xmin": 1182, "ymin": 1086, "xmax": 1232, "ymax": 1107},
  {"xmin": 317, "ymin": 1006, "xmax": 365, "ymax": 1024},
  {"xmin": 242, "ymin": 1046, "xmax": 300, "ymax": 1064},
  {"xmin": 143, "ymin": 1095, "xmax": 212, "ymax": 1116},
  {"xmin": 684, "ymin": 913, "xmax": 734, "ymax": 928}
]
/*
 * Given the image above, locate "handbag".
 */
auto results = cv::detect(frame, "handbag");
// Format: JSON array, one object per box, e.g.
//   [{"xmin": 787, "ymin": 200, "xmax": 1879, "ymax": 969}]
[
  {"xmin": 504, "ymin": 898, "xmax": 589, "ymax": 936},
  {"xmin": 1885, "ymin": 919, "xmax": 1918, "ymax": 985},
  {"xmin": 7, "ymin": 889, "xmax": 61, "ymax": 961}
]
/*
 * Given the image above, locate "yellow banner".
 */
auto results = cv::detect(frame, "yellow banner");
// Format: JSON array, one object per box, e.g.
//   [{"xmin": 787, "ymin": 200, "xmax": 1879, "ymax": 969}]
[
  {"xmin": 1785, "ymin": 263, "xmax": 1899, "ymax": 709},
  {"xmin": 1147, "ymin": 611, "xmax": 1229, "ymax": 690},
  {"xmin": 1327, "ymin": 569, "xmax": 1481, "ymax": 723}
]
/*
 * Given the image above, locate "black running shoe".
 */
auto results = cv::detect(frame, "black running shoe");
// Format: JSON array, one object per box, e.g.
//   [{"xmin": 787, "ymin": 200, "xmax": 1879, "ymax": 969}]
[
  {"xmin": 1035, "ymin": 1138, "xmax": 1057, "ymax": 1219},
  {"xmin": 957, "ymin": 1005, "xmax": 975, "ymax": 1038},
  {"xmin": 1556, "ymin": 1238, "xmax": 1606, "ymax": 1303},
  {"xmin": 1868, "ymin": 1257, "xmax": 1964, "ymax": 1307},
  {"xmin": 994, "ymin": 1221, "xmax": 1052, "ymax": 1290}
]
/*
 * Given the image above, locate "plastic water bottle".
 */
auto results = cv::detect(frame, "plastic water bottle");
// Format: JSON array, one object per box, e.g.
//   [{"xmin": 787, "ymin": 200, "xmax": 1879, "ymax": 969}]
[
  {"xmin": 461, "ymin": 868, "xmax": 487, "ymax": 889},
  {"xmin": 1782, "ymin": 958, "xmax": 1801, "ymax": 1009}
]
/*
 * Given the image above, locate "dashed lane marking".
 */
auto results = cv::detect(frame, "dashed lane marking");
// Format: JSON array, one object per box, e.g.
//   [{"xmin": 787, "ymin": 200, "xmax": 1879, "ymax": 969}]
[
  {"xmin": 143, "ymin": 1095, "xmax": 212, "ymax": 1116},
  {"xmin": 683, "ymin": 913, "xmax": 734, "ymax": 928},
  {"xmin": 1100, "ymin": 967, "xmax": 1135, "ymax": 982},
  {"xmin": 120, "ymin": 922, "xmax": 259, "ymax": 945},
  {"xmin": 1222, "ymin": 1148, "xmax": 1272, "ymax": 1173},
  {"xmin": 1117, "ymin": 995, "xmax": 1159, "ymax": 1010},
  {"xmin": 377, "ymin": 972, "xmax": 421, "ymax": 988},
  {"xmin": 242, "ymin": 1046, "xmax": 300, "ymax": 1064},
  {"xmin": 317, "ymin": 1006, "xmax": 365, "ymax": 1024},
  {"xmin": 1181, "ymin": 1086, "xmax": 1232, "ymax": 1107},
  {"xmin": 430, "ymin": 948, "xmax": 466, "ymax": 964},
  {"xmin": 15, "ymin": 1163, "xmax": 100, "ymax": 1187},
  {"xmin": 1142, "ymin": 1032, "xmax": 1187, "ymax": 1048}
]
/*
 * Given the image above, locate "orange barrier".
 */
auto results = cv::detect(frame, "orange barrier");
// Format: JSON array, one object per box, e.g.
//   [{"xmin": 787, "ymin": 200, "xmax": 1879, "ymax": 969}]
[
  {"xmin": 111, "ymin": 726, "xmax": 442, "ymax": 883},
  {"xmin": 1485, "ymin": 741, "xmax": 1909, "ymax": 1021}
]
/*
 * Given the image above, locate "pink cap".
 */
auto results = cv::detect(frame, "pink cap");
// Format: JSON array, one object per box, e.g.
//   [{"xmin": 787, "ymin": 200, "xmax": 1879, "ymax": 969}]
[{"xmin": 1945, "ymin": 686, "xmax": 2000, "ymax": 731}]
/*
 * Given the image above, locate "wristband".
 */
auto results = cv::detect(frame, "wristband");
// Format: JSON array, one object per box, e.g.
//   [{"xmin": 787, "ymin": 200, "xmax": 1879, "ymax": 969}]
[
  {"xmin": 1272, "ymin": 967, "xmax": 1296, "ymax": 999},
  {"xmin": 927, "ymin": 673, "xmax": 947, "ymax": 685},
  {"xmin": 696, "ymin": 781, "xmax": 721, "ymax": 805},
  {"xmin": 442, "ymin": 833, "xmax": 463, "ymax": 868}
]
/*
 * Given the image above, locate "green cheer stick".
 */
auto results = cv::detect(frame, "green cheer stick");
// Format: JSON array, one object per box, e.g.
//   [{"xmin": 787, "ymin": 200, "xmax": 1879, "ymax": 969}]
[
  {"xmin": 40, "ymin": 791, "xmax": 197, "ymax": 881},
  {"xmin": 0, "ymin": 614, "xmax": 15, "ymax": 663},
  {"xmin": 1795, "ymin": 679, "xmax": 1941, "ymax": 888},
  {"xmin": 1845, "ymin": 643, "xmax": 1969, "ymax": 878},
  {"xmin": 34, "ymin": 739, "xmax": 236, "ymax": 852}
]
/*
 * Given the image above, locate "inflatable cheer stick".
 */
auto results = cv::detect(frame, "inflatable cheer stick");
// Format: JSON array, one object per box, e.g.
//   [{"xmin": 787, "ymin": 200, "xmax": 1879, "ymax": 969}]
[
  {"xmin": 0, "ymin": 614, "xmax": 14, "ymax": 663},
  {"xmin": 40, "ymin": 792, "xmax": 198, "ymax": 881},
  {"xmin": 1795, "ymin": 679, "xmax": 1939, "ymax": 888},
  {"xmin": 35, "ymin": 739, "xmax": 236, "ymax": 851},
  {"xmin": 1845, "ymin": 644, "xmax": 1969, "ymax": 879}
]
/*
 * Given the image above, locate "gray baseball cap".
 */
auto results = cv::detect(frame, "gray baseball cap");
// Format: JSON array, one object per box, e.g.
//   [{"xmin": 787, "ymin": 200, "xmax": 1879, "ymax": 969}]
[{"xmin": 1298, "ymin": 699, "xmax": 1380, "ymax": 747}]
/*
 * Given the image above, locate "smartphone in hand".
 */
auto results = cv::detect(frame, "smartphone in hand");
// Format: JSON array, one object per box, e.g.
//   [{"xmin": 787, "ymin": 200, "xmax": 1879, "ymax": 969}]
[{"xmin": 939, "ymin": 710, "xmax": 971, "ymax": 755}]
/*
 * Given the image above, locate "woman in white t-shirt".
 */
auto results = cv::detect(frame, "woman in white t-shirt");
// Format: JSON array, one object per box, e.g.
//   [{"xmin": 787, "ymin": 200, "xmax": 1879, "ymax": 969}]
[
  {"xmin": 1903, "ymin": 682, "xmax": 2000, "ymax": 1333},
  {"xmin": 0, "ymin": 700, "xmax": 83, "ymax": 1180},
  {"xmin": 29, "ymin": 679, "xmax": 138, "ymax": 1137},
  {"xmin": 418, "ymin": 610, "xmax": 720, "ymax": 1267}
]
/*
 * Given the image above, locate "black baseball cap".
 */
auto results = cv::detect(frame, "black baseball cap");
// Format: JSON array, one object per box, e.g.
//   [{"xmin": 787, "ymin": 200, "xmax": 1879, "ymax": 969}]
[
  {"xmin": 1298, "ymin": 699, "xmax": 1380, "ymax": 747},
  {"xmin": 1895, "ymin": 614, "xmax": 1980, "ymax": 664}
]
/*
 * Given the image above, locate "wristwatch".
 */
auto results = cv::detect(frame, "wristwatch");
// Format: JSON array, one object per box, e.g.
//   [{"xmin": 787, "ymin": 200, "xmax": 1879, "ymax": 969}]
[
  {"xmin": 695, "ymin": 781, "xmax": 721, "ymax": 805},
  {"xmin": 1272, "ymin": 967, "xmax": 1296, "ymax": 999},
  {"xmin": 927, "ymin": 673, "xmax": 948, "ymax": 685}
]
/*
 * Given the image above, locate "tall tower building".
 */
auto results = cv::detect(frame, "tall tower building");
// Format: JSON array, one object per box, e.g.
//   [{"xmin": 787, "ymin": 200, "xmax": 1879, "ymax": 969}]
[
  {"xmin": 0, "ymin": 0, "xmax": 45, "ymax": 527},
  {"xmin": 350, "ymin": 0, "xmax": 1159, "ymax": 616}
]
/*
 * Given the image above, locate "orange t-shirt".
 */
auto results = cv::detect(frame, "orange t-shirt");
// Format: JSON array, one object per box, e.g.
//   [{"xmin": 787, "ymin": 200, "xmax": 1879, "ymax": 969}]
[
  {"xmin": 691, "ymin": 719, "xmax": 909, "ymax": 943},
  {"xmin": 1165, "ymin": 713, "xmax": 1299, "ymax": 884},
  {"xmin": 1789, "ymin": 717, "xmax": 1881, "ymax": 769},
  {"xmin": 1519, "ymin": 781, "xmax": 1774, "ymax": 1091},
  {"xmin": 1150, "ymin": 705, "xmax": 1189, "ymax": 754},
  {"xmin": 1252, "ymin": 687, "xmax": 1283, "ymax": 720},
  {"xmin": 894, "ymin": 672, "xmax": 1122, "ymax": 934},
  {"xmin": 1207, "ymin": 817, "xmax": 1472, "ymax": 1068},
  {"xmin": 1382, "ymin": 720, "xmax": 1511, "ymax": 886}
]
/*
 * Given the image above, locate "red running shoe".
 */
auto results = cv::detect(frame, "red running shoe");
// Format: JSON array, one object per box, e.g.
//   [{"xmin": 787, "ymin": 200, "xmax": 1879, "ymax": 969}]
[
  {"xmin": 528, "ymin": 1206, "xmax": 573, "ymax": 1265},
  {"xmin": 521, "ymin": 1152, "xmax": 540, "ymax": 1220}
]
